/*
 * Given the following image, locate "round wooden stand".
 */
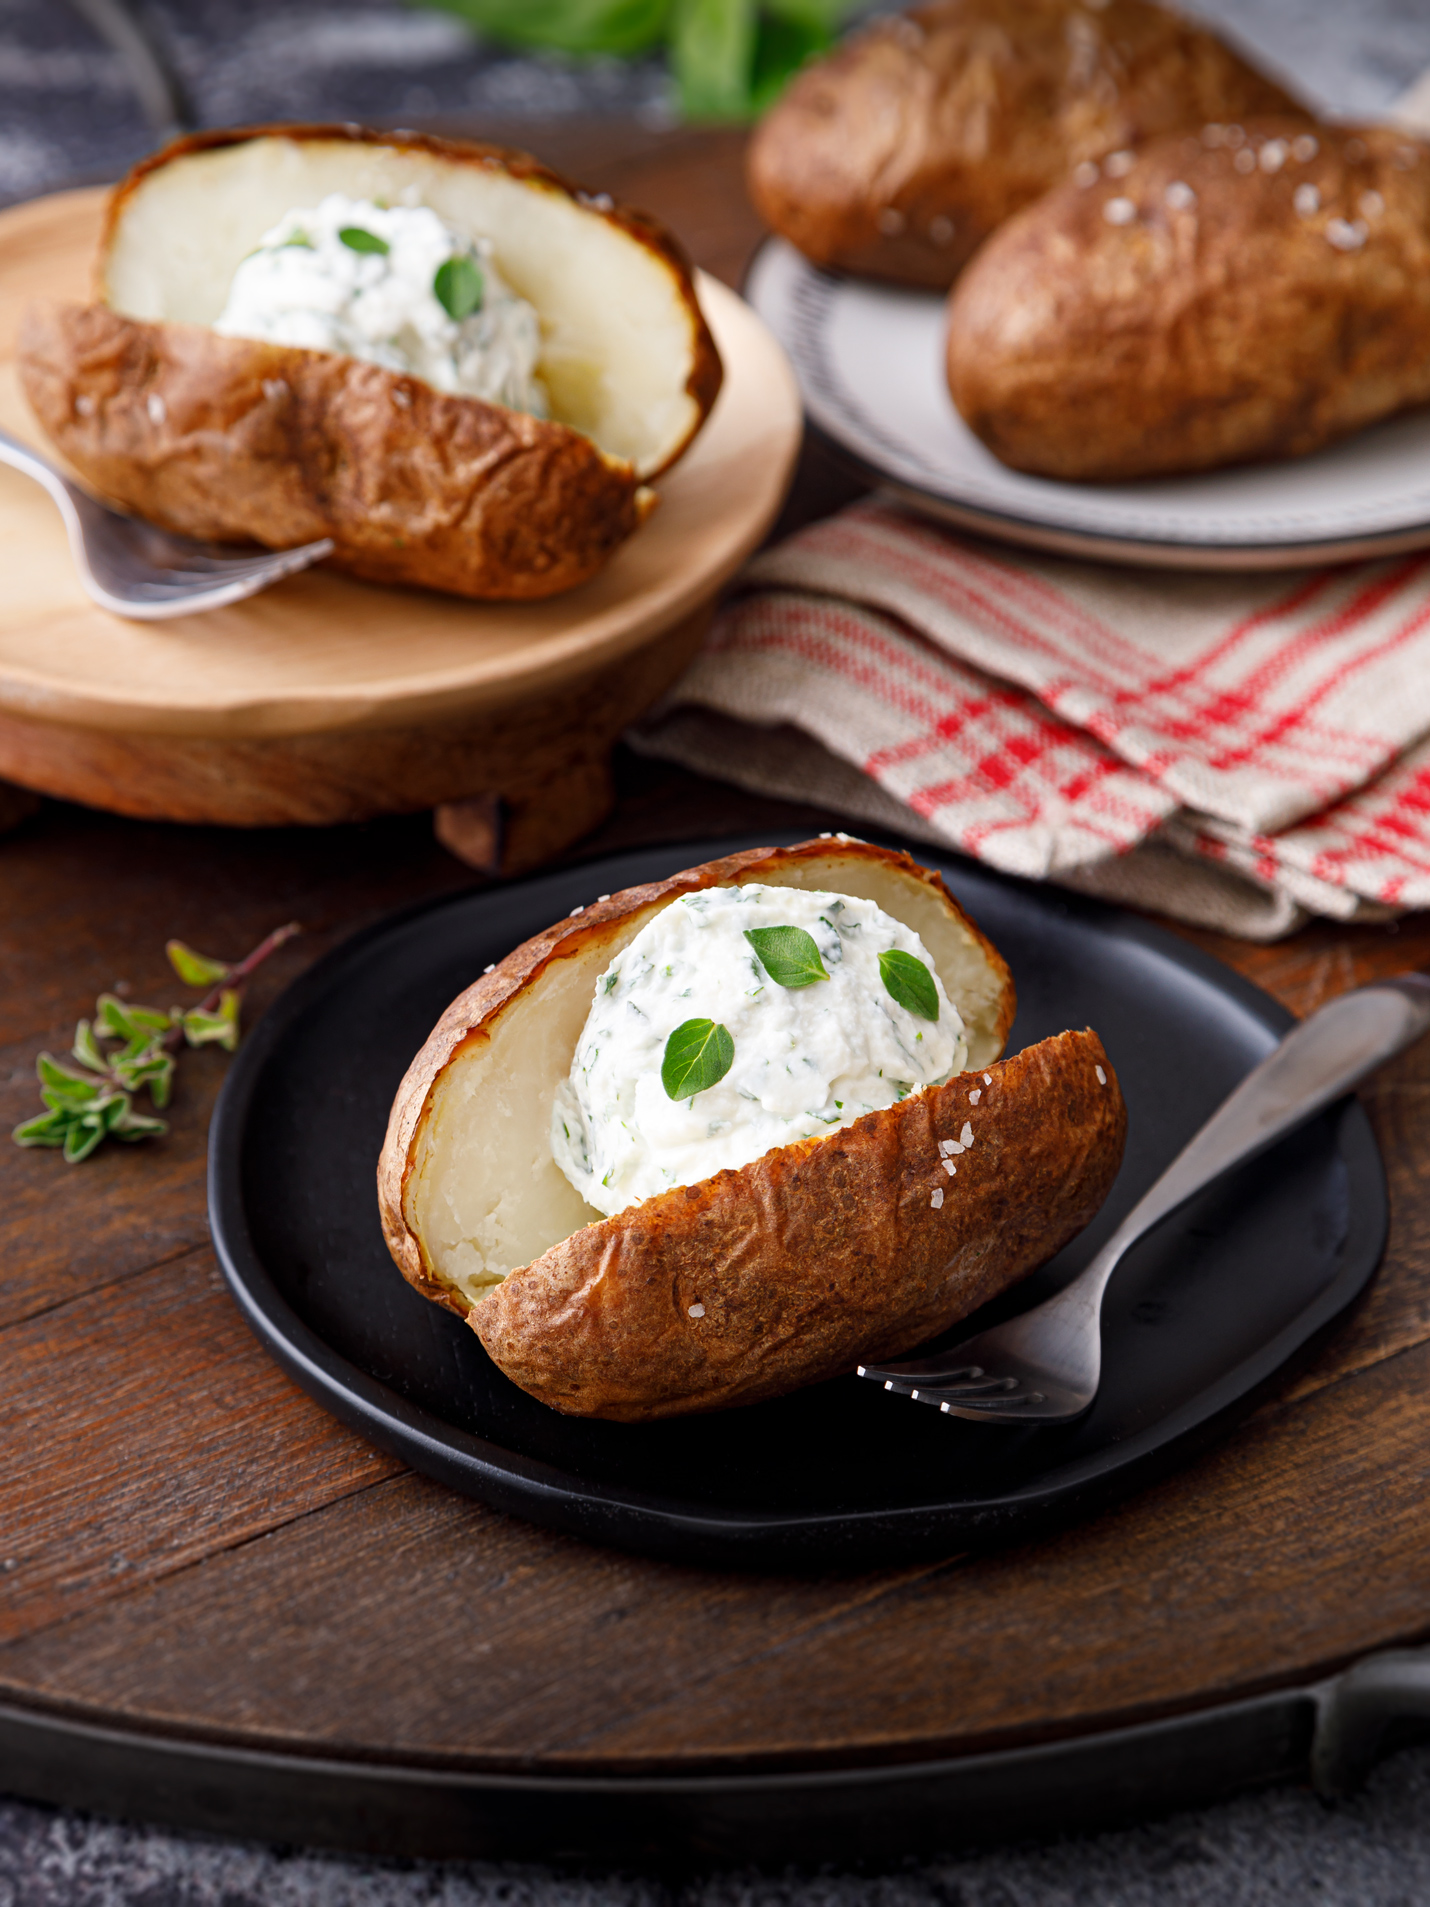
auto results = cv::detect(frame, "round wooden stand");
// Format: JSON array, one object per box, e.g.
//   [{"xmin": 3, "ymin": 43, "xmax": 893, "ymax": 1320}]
[{"xmin": 0, "ymin": 180, "xmax": 799, "ymax": 868}]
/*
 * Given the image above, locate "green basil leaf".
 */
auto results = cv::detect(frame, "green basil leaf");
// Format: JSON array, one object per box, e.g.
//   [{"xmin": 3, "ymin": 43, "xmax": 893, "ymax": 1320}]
[
  {"xmin": 878, "ymin": 950, "xmax": 939, "ymax": 1022},
  {"xmin": 434, "ymin": 254, "xmax": 484, "ymax": 321},
  {"xmin": 661, "ymin": 1018, "xmax": 735, "ymax": 1100},
  {"xmin": 339, "ymin": 226, "xmax": 389, "ymax": 255},
  {"xmin": 166, "ymin": 939, "xmax": 230, "ymax": 987},
  {"xmin": 744, "ymin": 925, "xmax": 828, "ymax": 990}
]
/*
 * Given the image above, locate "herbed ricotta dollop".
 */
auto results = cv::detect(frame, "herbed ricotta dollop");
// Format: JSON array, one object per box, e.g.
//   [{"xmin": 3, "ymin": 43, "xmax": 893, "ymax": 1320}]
[
  {"xmin": 551, "ymin": 884, "xmax": 967, "ymax": 1217},
  {"xmin": 213, "ymin": 192, "xmax": 548, "ymax": 415}
]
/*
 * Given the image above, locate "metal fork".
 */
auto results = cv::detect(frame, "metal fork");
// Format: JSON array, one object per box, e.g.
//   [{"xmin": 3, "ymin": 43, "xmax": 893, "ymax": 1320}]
[
  {"xmin": 0, "ymin": 427, "xmax": 333, "ymax": 619},
  {"xmin": 859, "ymin": 973, "xmax": 1430, "ymax": 1425}
]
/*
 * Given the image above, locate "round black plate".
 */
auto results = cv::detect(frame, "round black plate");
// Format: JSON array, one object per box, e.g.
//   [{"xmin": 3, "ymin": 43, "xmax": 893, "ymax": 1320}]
[{"xmin": 209, "ymin": 833, "xmax": 1388, "ymax": 1571}]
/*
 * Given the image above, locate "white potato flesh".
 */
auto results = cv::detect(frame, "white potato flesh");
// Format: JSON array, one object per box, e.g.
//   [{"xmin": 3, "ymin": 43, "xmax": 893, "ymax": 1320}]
[
  {"xmin": 405, "ymin": 855, "xmax": 1009, "ymax": 1308},
  {"xmin": 102, "ymin": 135, "xmax": 705, "ymax": 477}
]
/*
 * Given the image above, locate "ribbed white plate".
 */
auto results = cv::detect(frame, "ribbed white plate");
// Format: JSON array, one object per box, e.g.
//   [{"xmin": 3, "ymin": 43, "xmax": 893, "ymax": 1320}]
[{"xmin": 746, "ymin": 236, "xmax": 1430, "ymax": 570}]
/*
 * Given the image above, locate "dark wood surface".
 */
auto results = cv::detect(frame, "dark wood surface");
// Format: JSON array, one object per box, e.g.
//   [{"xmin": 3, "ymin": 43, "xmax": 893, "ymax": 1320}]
[{"xmin": 4, "ymin": 124, "xmax": 1430, "ymax": 1813}]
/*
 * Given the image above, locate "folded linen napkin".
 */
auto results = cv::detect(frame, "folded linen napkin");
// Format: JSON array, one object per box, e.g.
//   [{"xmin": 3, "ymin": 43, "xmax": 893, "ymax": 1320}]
[{"xmin": 630, "ymin": 497, "xmax": 1430, "ymax": 939}]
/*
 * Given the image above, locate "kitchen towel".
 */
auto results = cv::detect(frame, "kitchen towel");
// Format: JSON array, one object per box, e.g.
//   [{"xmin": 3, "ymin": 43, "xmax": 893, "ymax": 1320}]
[{"xmin": 630, "ymin": 496, "xmax": 1430, "ymax": 938}]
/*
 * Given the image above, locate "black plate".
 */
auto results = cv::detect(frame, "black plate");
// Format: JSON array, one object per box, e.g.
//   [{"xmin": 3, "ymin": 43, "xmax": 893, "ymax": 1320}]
[{"xmin": 210, "ymin": 833, "xmax": 1387, "ymax": 1571}]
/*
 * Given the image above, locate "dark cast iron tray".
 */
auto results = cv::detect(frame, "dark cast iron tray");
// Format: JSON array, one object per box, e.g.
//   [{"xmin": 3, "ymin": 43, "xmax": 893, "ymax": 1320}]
[{"xmin": 208, "ymin": 831, "xmax": 1388, "ymax": 1572}]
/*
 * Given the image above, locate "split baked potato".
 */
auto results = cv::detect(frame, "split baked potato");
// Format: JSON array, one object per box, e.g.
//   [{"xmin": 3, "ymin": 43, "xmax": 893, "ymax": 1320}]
[
  {"xmin": 20, "ymin": 125, "xmax": 723, "ymax": 600},
  {"xmin": 378, "ymin": 837, "xmax": 1127, "ymax": 1421},
  {"xmin": 945, "ymin": 120, "xmax": 1430, "ymax": 481},
  {"xmin": 747, "ymin": 0, "xmax": 1303, "ymax": 289}
]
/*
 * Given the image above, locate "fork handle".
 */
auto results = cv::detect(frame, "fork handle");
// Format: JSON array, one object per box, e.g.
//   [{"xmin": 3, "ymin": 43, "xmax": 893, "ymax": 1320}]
[{"xmin": 1086, "ymin": 974, "xmax": 1430, "ymax": 1301}]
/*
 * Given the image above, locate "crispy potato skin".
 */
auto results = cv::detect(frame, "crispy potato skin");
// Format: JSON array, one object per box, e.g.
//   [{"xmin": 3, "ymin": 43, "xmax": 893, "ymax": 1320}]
[
  {"xmin": 747, "ymin": 0, "xmax": 1303, "ymax": 289},
  {"xmin": 97, "ymin": 124, "xmax": 724, "ymax": 477},
  {"xmin": 946, "ymin": 121, "xmax": 1430, "ymax": 482},
  {"xmin": 475, "ymin": 1028, "xmax": 1125, "ymax": 1421},
  {"xmin": 21, "ymin": 302, "xmax": 648, "ymax": 601}
]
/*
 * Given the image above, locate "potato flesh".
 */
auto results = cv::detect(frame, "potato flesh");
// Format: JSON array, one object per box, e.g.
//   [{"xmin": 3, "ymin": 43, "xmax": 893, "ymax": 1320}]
[
  {"xmin": 408, "ymin": 856, "xmax": 1008, "ymax": 1307},
  {"xmin": 102, "ymin": 136, "xmax": 701, "ymax": 478}
]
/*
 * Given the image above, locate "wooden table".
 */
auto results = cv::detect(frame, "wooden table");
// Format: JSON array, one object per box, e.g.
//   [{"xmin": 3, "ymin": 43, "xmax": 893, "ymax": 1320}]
[{"xmin": 4, "ymin": 124, "xmax": 1430, "ymax": 1866}]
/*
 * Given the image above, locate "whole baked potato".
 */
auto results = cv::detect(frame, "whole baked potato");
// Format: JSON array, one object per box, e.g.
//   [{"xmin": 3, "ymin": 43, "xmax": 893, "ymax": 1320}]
[
  {"xmin": 747, "ymin": 0, "xmax": 1304, "ymax": 289},
  {"xmin": 20, "ymin": 125, "xmax": 723, "ymax": 600},
  {"xmin": 378, "ymin": 837, "xmax": 1127, "ymax": 1421},
  {"xmin": 945, "ymin": 120, "xmax": 1430, "ymax": 481}
]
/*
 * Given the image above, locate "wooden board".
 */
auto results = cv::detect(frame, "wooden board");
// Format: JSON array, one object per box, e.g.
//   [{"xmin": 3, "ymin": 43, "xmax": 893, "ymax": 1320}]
[{"xmin": 4, "ymin": 123, "xmax": 1430, "ymax": 1862}]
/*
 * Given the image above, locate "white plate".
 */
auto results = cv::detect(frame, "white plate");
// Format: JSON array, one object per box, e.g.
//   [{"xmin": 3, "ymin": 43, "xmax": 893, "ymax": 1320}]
[{"xmin": 745, "ymin": 236, "xmax": 1430, "ymax": 570}]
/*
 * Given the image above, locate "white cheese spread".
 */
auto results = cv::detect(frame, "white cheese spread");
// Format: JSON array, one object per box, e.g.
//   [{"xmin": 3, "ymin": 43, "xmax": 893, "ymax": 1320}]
[
  {"xmin": 551, "ymin": 885, "xmax": 967, "ymax": 1217},
  {"xmin": 213, "ymin": 192, "xmax": 548, "ymax": 415}
]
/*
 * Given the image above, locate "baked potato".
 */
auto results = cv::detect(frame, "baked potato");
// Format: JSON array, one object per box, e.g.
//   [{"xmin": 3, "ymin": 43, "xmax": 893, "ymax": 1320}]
[
  {"xmin": 378, "ymin": 837, "xmax": 1127, "ymax": 1421},
  {"xmin": 746, "ymin": 0, "xmax": 1304, "ymax": 290},
  {"xmin": 19, "ymin": 124, "xmax": 723, "ymax": 600},
  {"xmin": 945, "ymin": 120, "xmax": 1430, "ymax": 481}
]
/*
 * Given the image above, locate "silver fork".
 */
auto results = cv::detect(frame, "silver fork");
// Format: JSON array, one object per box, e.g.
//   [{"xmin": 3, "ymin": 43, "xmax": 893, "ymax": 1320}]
[
  {"xmin": 859, "ymin": 973, "xmax": 1430, "ymax": 1425},
  {"xmin": 0, "ymin": 426, "xmax": 333, "ymax": 619}
]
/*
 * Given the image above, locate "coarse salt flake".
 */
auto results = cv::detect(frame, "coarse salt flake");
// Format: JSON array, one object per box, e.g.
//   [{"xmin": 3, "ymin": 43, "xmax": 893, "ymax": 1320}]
[
  {"xmin": 1233, "ymin": 148, "xmax": 1257, "ymax": 174},
  {"xmin": 1103, "ymin": 150, "xmax": 1134, "ymax": 178},
  {"xmin": 1073, "ymin": 160, "xmax": 1100, "ymax": 189},
  {"xmin": 1103, "ymin": 196, "xmax": 1136, "ymax": 225},
  {"xmin": 941, "ymin": 1160, "xmax": 957, "ymax": 1177},
  {"xmin": 875, "ymin": 206, "xmax": 905, "ymax": 236},
  {"xmin": 968, "ymin": 1088, "xmax": 981, "ymax": 1104},
  {"xmin": 1360, "ymin": 190, "xmax": 1385, "ymax": 219},
  {"xmin": 930, "ymin": 1187, "xmax": 944, "ymax": 1209},
  {"xmin": 1292, "ymin": 133, "xmax": 1319, "ymax": 163},
  {"xmin": 598, "ymin": 894, "xmax": 610, "ymax": 903},
  {"xmin": 1164, "ymin": 181, "xmax": 1196, "ymax": 210},
  {"xmin": 1095, "ymin": 1065, "xmax": 1107, "ymax": 1085},
  {"xmin": 74, "ymin": 393, "xmax": 95, "ymax": 416},
  {"xmin": 983, "ymin": 1073, "xmax": 991, "ymax": 1085},
  {"xmin": 929, "ymin": 215, "xmax": 955, "ymax": 244},
  {"xmin": 961, "ymin": 1121, "xmax": 974, "ymax": 1146},
  {"xmin": 1294, "ymin": 183, "xmax": 1320, "ymax": 216},
  {"xmin": 146, "ymin": 393, "xmax": 166, "ymax": 426},
  {"xmin": 688, "ymin": 1302, "xmax": 705, "ymax": 1318},
  {"xmin": 1327, "ymin": 217, "xmax": 1367, "ymax": 251},
  {"xmin": 938, "ymin": 1139, "xmax": 958, "ymax": 1156},
  {"xmin": 1259, "ymin": 139, "xmax": 1288, "ymax": 172},
  {"xmin": 391, "ymin": 386, "xmax": 412, "ymax": 409},
  {"xmin": 483, "ymin": 963, "xmax": 496, "ymax": 974},
  {"xmin": 569, "ymin": 905, "xmax": 584, "ymax": 916}
]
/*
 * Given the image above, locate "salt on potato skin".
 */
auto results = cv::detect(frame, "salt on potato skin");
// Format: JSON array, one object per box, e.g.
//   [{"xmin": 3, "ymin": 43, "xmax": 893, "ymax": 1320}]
[{"xmin": 947, "ymin": 119, "xmax": 1430, "ymax": 481}]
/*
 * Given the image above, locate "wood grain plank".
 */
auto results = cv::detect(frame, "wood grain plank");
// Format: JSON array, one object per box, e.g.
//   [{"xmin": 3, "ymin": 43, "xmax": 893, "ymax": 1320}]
[
  {"xmin": 3, "ymin": 1339, "xmax": 1429, "ymax": 1773},
  {"xmin": 0, "ymin": 802, "xmax": 474, "ymax": 1323},
  {"xmin": 0, "ymin": 1248, "xmax": 403, "ymax": 1647}
]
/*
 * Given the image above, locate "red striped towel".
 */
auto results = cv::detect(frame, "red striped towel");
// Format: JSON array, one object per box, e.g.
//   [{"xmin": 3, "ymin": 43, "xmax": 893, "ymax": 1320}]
[{"xmin": 631, "ymin": 497, "xmax": 1430, "ymax": 938}]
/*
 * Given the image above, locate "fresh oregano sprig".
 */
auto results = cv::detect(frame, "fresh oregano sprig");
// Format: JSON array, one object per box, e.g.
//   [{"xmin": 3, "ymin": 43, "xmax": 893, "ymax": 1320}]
[{"xmin": 13, "ymin": 922, "xmax": 300, "ymax": 1163}]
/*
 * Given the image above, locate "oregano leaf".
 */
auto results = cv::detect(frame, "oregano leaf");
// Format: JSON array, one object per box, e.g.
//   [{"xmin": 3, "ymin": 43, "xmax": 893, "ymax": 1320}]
[
  {"xmin": 72, "ymin": 1020, "xmax": 107, "ymax": 1072},
  {"xmin": 339, "ymin": 226, "xmax": 389, "ymax": 255},
  {"xmin": 166, "ymin": 939, "xmax": 230, "ymax": 987},
  {"xmin": 878, "ymin": 950, "xmax": 939, "ymax": 1022},
  {"xmin": 744, "ymin": 926, "xmax": 829, "ymax": 990},
  {"xmin": 434, "ymin": 254, "xmax": 484, "ymax": 321},
  {"xmin": 661, "ymin": 1018, "xmax": 735, "ymax": 1101}
]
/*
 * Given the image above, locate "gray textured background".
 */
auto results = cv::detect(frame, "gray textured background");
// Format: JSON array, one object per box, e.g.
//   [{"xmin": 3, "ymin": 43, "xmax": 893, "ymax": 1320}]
[{"xmin": 3, "ymin": 0, "xmax": 1430, "ymax": 1898}]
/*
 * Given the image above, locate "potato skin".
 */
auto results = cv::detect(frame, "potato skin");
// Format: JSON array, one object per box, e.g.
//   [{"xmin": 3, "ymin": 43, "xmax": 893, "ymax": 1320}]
[
  {"xmin": 945, "ymin": 121, "xmax": 1430, "ymax": 482},
  {"xmin": 476, "ymin": 1028, "xmax": 1124, "ymax": 1420},
  {"xmin": 20, "ymin": 301, "xmax": 649, "ymax": 601},
  {"xmin": 747, "ymin": 0, "xmax": 1303, "ymax": 289}
]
